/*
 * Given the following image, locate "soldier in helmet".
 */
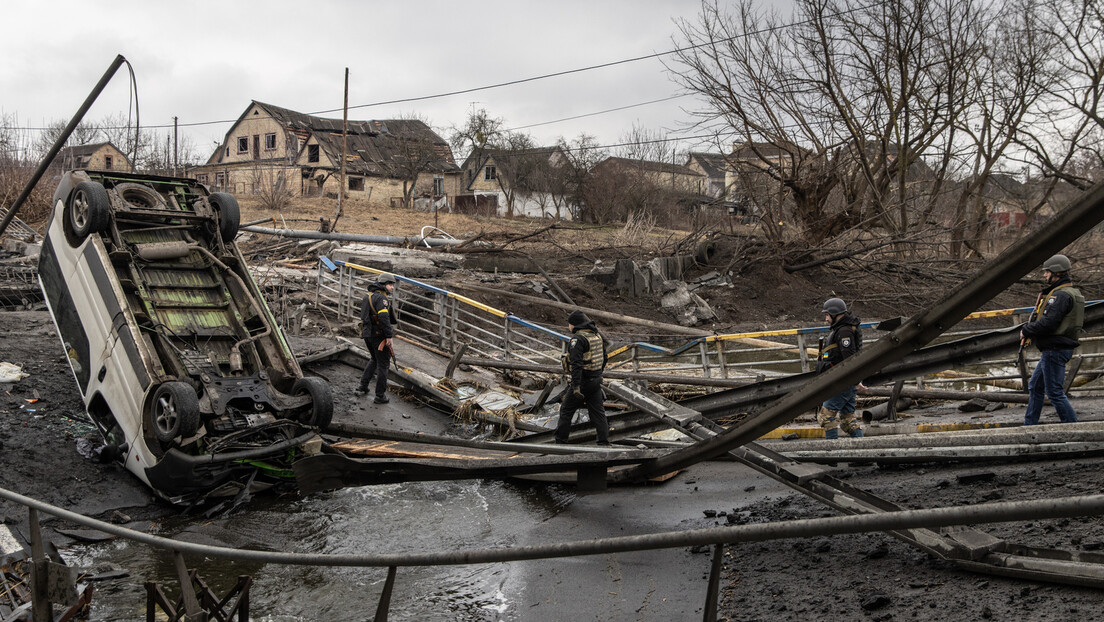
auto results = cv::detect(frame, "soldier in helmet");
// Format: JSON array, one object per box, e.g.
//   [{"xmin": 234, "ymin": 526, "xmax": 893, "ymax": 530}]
[
  {"xmin": 1021, "ymin": 254, "xmax": 1084, "ymax": 424},
  {"xmin": 816, "ymin": 297, "xmax": 864, "ymax": 439},
  {"xmin": 356, "ymin": 273, "xmax": 398, "ymax": 404},
  {"xmin": 555, "ymin": 310, "xmax": 611, "ymax": 445}
]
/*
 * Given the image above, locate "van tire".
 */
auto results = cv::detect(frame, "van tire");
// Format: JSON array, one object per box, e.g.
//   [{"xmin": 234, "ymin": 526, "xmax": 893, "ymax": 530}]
[
  {"xmin": 293, "ymin": 376, "xmax": 333, "ymax": 429},
  {"xmin": 150, "ymin": 382, "xmax": 201, "ymax": 443},
  {"xmin": 68, "ymin": 181, "xmax": 111, "ymax": 243},
  {"xmin": 209, "ymin": 193, "xmax": 240, "ymax": 243}
]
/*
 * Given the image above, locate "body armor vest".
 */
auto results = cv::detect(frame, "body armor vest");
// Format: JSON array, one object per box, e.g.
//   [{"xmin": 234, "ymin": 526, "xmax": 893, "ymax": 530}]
[
  {"xmin": 1054, "ymin": 284, "xmax": 1084, "ymax": 340},
  {"xmin": 578, "ymin": 329, "xmax": 605, "ymax": 372},
  {"xmin": 561, "ymin": 329, "xmax": 606, "ymax": 372}
]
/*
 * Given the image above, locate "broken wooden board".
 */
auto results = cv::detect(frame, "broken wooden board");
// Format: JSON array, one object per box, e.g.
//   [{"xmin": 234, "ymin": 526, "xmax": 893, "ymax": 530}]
[{"xmin": 294, "ymin": 444, "xmax": 667, "ymax": 493}]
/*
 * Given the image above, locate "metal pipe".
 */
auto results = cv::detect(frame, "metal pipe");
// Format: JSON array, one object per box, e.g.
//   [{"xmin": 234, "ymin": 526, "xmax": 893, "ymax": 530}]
[
  {"xmin": 29, "ymin": 507, "xmax": 50, "ymax": 622},
  {"xmin": 0, "ymin": 54, "xmax": 127, "ymax": 239},
  {"xmin": 0, "ymin": 485, "xmax": 1100, "ymax": 568},
  {"xmin": 453, "ymin": 283, "xmax": 713, "ymax": 337},
  {"xmin": 459, "ymin": 356, "xmax": 752, "ymax": 387},
  {"xmin": 860, "ymin": 386, "xmax": 1030, "ymax": 403},
  {"xmin": 242, "ymin": 225, "xmax": 470, "ymax": 247},
  {"xmin": 861, "ymin": 398, "xmax": 913, "ymax": 423},
  {"xmin": 768, "ymin": 427, "xmax": 1104, "ymax": 451},
  {"xmin": 784, "ymin": 443, "xmax": 1104, "ymax": 463}
]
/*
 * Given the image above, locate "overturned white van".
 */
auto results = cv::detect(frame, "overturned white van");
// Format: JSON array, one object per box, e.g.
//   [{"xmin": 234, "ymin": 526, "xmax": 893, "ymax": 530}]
[{"xmin": 38, "ymin": 170, "xmax": 332, "ymax": 503}]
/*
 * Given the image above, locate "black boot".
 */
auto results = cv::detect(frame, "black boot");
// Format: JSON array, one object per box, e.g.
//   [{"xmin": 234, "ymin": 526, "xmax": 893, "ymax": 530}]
[{"xmin": 373, "ymin": 394, "xmax": 390, "ymax": 404}]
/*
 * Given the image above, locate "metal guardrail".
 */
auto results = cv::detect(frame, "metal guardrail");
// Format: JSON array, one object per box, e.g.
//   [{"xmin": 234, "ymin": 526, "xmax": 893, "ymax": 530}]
[
  {"xmin": 4, "ymin": 485, "xmax": 1104, "ymax": 620},
  {"xmin": 317, "ymin": 258, "xmax": 569, "ymax": 368},
  {"xmin": 315, "ymin": 258, "xmax": 1104, "ymax": 393},
  {"xmin": 0, "ymin": 204, "xmax": 42, "ymax": 241}
]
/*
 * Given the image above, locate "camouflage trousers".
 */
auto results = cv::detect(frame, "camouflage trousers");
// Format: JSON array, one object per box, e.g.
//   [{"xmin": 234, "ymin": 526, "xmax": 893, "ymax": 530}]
[{"xmin": 817, "ymin": 406, "xmax": 861, "ymax": 435}]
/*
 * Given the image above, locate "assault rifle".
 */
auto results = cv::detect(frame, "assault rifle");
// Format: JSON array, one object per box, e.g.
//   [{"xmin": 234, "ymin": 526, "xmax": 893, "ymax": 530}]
[{"xmin": 1018, "ymin": 293, "xmax": 1044, "ymax": 392}]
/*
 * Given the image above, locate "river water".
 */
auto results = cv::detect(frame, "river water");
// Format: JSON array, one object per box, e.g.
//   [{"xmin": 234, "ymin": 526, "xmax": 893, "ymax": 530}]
[{"xmin": 66, "ymin": 479, "xmax": 577, "ymax": 621}]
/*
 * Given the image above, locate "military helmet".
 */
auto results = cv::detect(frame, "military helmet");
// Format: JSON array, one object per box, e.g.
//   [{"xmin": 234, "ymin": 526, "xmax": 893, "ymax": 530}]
[
  {"xmin": 822, "ymin": 297, "xmax": 847, "ymax": 316},
  {"xmin": 1042, "ymin": 254, "xmax": 1071, "ymax": 273},
  {"xmin": 376, "ymin": 272, "xmax": 397, "ymax": 284}
]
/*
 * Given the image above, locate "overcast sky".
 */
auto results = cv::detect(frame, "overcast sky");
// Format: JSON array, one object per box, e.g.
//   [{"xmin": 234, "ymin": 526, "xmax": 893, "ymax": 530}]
[{"xmin": 0, "ymin": 0, "xmax": 795, "ymax": 163}]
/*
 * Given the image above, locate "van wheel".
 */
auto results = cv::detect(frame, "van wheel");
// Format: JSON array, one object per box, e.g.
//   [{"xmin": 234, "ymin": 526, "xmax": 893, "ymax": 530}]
[
  {"xmin": 293, "ymin": 376, "xmax": 333, "ymax": 429},
  {"xmin": 68, "ymin": 181, "xmax": 111, "ymax": 243},
  {"xmin": 150, "ymin": 382, "xmax": 200, "ymax": 443},
  {"xmin": 209, "ymin": 193, "xmax": 240, "ymax": 243}
]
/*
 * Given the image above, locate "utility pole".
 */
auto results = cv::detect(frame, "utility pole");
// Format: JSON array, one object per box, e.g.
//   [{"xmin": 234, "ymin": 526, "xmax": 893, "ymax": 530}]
[
  {"xmin": 173, "ymin": 116, "xmax": 178, "ymax": 176},
  {"xmin": 333, "ymin": 67, "xmax": 349, "ymax": 232}
]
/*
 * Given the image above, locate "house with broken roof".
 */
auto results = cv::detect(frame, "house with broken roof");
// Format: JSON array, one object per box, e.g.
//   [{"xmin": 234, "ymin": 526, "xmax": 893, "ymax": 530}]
[
  {"xmin": 458, "ymin": 146, "xmax": 578, "ymax": 219},
  {"xmin": 193, "ymin": 101, "xmax": 462, "ymax": 209},
  {"xmin": 53, "ymin": 142, "xmax": 132, "ymax": 173}
]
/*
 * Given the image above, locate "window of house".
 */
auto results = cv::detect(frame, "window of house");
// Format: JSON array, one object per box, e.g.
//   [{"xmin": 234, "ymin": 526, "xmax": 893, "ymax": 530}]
[
  {"xmin": 308, "ymin": 144, "xmax": 320, "ymax": 163},
  {"xmin": 104, "ymin": 155, "xmax": 113, "ymax": 170},
  {"xmin": 237, "ymin": 137, "xmax": 249, "ymax": 153},
  {"xmin": 265, "ymin": 133, "xmax": 276, "ymax": 150},
  {"xmin": 484, "ymin": 165, "xmax": 496, "ymax": 181},
  {"xmin": 433, "ymin": 175, "xmax": 444, "ymax": 196},
  {"xmin": 215, "ymin": 172, "xmax": 226, "ymax": 188},
  {"xmin": 196, "ymin": 174, "xmax": 209, "ymax": 184},
  {"xmin": 349, "ymin": 177, "xmax": 365, "ymax": 191}
]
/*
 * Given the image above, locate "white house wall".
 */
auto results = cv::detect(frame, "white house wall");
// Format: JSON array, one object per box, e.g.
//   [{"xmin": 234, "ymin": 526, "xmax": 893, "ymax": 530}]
[{"xmin": 506, "ymin": 191, "xmax": 577, "ymax": 220}]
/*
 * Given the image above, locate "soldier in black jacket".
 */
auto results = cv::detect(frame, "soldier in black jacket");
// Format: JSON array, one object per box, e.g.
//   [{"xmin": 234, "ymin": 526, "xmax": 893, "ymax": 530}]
[
  {"xmin": 1022, "ymin": 254, "xmax": 1084, "ymax": 424},
  {"xmin": 555, "ymin": 310, "xmax": 610, "ymax": 445},
  {"xmin": 816, "ymin": 298, "xmax": 864, "ymax": 439},
  {"xmin": 356, "ymin": 273, "xmax": 397, "ymax": 404}
]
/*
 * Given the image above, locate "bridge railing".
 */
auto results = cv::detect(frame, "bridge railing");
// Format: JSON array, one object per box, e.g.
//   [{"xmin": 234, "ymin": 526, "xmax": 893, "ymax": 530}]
[{"xmin": 316, "ymin": 258, "xmax": 1104, "ymax": 393}]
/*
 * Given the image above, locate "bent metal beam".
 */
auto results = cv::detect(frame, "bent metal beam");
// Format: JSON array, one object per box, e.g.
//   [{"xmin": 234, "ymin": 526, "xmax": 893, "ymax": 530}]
[{"xmin": 614, "ymin": 180, "xmax": 1104, "ymax": 483}]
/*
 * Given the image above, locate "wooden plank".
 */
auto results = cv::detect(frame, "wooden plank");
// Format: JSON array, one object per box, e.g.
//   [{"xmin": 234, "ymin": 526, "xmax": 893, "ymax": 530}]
[
  {"xmin": 331, "ymin": 440, "xmax": 522, "ymax": 461},
  {"xmin": 294, "ymin": 448, "xmax": 663, "ymax": 493}
]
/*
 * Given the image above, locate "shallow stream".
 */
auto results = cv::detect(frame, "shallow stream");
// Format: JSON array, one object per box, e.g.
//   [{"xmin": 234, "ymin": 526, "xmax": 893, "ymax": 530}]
[{"xmin": 67, "ymin": 480, "xmax": 576, "ymax": 621}]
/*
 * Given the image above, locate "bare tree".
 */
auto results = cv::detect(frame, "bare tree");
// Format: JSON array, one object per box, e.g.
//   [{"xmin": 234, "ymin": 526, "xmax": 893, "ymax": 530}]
[
  {"xmin": 449, "ymin": 108, "xmax": 508, "ymax": 184},
  {"xmin": 449, "ymin": 108, "xmax": 537, "ymax": 217},
  {"xmin": 389, "ymin": 115, "xmax": 446, "ymax": 210},
  {"xmin": 670, "ymin": 0, "xmax": 1051, "ymax": 257},
  {"xmin": 555, "ymin": 133, "xmax": 608, "ymax": 220},
  {"xmin": 1013, "ymin": 0, "xmax": 1104, "ymax": 191},
  {"xmin": 33, "ymin": 119, "xmax": 101, "ymax": 166},
  {"xmin": 616, "ymin": 122, "xmax": 677, "ymax": 164}
]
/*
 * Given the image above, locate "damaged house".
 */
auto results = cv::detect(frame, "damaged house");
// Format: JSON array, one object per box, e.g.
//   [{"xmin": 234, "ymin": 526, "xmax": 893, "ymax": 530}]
[
  {"xmin": 53, "ymin": 142, "xmax": 132, "ymax": 173},
  {"xmin": 458, "ymin": 146, "xmax": 579, "ymax": 220},
  {"xmin": 192, "ymin": 101, "xmax": 462, "ymax": 209},
  {"xmin": 685, "ymin": 152, "xmax": 729, "ymax": 200}
]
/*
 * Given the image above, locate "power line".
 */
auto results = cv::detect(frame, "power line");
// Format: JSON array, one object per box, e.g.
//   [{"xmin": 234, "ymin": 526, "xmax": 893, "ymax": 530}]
[
  {"xmin": 0, "ymin": 1, "xmax": 887, "ymax": 135},
  {"xmin": 505, "ymin": 94, "xmax": 690, "ymax": 132}
]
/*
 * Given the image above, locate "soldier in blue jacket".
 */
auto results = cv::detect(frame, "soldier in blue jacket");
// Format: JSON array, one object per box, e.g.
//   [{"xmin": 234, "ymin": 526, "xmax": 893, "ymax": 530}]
[{"xmin": 1022, "ymin": 254, "xmax": 1084, "ymax": 425}]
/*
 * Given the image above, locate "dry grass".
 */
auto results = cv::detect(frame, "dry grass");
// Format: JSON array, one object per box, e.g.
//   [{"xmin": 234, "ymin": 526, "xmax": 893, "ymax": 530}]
[{"xmin": 239, "ymin": 196, "xmax": 697, "ymax": 259}]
